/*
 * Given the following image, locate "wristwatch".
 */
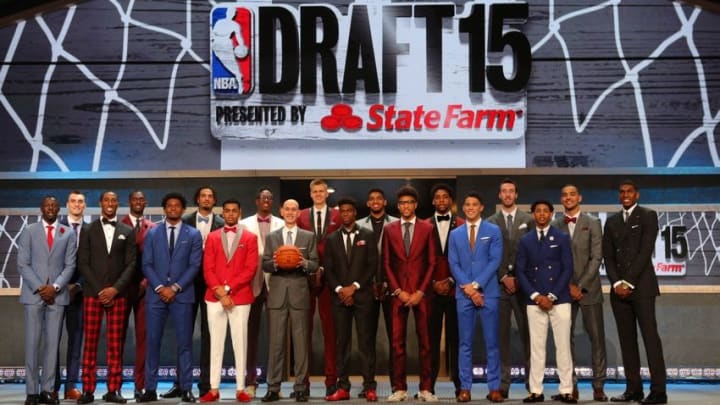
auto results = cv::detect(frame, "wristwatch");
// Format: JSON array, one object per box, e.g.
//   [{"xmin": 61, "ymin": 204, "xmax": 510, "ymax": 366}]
[{"xmin": 224, "ymin": 285, "xmax": 231, "ymax": 294}]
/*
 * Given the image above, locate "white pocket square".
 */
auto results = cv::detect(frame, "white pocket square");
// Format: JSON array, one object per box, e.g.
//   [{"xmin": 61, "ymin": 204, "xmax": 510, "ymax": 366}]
[
  {"xmin": 632, "ymin": 225, "xmax": 639, "ymax": 229},
  {"xmin": 550, "ymin": 244, "xmax": 558, "ymax": 248},
  {"xmin": 480, "ymin": 236, "xmax": 490, "ymax": 240},
  {"xmin": 118, "ymin": 234, "xmax": 126, "ymax": 240},
  {"xmin": 518, "ymin": 223, "xmax": 528, "ymax": 230}
]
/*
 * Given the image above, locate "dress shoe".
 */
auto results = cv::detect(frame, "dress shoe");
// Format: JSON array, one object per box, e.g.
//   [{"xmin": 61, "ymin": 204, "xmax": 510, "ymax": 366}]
[
  {"xmin": 523, "ymin": 393, "xmax": 545, "ymax": 403},
  {"xmin": 358, "ymin": 390, "xmax": 366, "ymax": 398},
  {"xmin": 198, "ymin": 391, "xmax": 219, "ymax": 403},
  {"xmin": 103, "ymin": 391, "xmax": 127, "ymax": 404},
  {"xmin": 137, "ymin": 390, "xmax": 158, "ymax": 403},
  {"xmin": 641, "ymin": 391, "xmax": 667, "ymax": 404},
  {"xmin": 295, "ymin": 390, "xmax": 309, "ymax": 402},
  {"xmin": 161, "ymin": 384, "xmax": 182, "ymax": 398},
  {"xmin": 246, "ymin": 385, "xmax": 256, "ymax": 398},
  {"xmin": 387, "ymin": 390, "xmax": 408, "ymax": 402},
  {"xmin": 610, "ymin": 392, "xmax": 644, "ymax": 402},
  {"xmin": 38, "ymin": 391, "xmax": 59, "ymax": 405},
  {"xmin": 487, "ymin": 390, "xmax": 504, "ymax": 403},
  {"xmin": 236, "ymin": 390, "xmax": 252, "ymax": 403},
  {"xmin": 25, "ymin": 395, "xmax": 39, "ymax": 405},
  {"xmin": 417, "ymin": 390, "xmax": 438, "ymax": 402},
  {"xmin": 290, "ymin": 390, "xmax": 309, "ymax": 398},
  {"xmin": 457, "ymin": 389, "xmax": 471, "ymax": 402},
  {"xmin": 76, "ymin": 392, "xmax": 94, "ymax": 404},
  {"xmin": 325, "ymin": 388, "xmax": 350, "ymax": 401},
  {"xmin": 65, "ymin": 388, "xmax": 82, "ymax": 401},
  {"xmin": 558, "ymin": 393, "xmax": 578, "ymax": 404},
  {"xmin": 365, "ymin": 389, "xmax": 378, "ymax": 402},
  {"xmin": 500, "ymin": 390, "xmax": 509, "ymax": 399},
  {"xmin": 261, "ymin": 391, "xmax": 280, "ymax": 402},
  {"xmin": 181, "ymin": 390, "xmax": 197, "ymax": 403},
  {"xmin": 326, "ymin": 384, "xmax": 337, "ymax": 397},
  {"xmin": 594, "ymin": 389, "xmax": 609, "ymax": 402},
  {"xmin": 134, "ymin": 389, "xmax": 144, "ymax": 400}
]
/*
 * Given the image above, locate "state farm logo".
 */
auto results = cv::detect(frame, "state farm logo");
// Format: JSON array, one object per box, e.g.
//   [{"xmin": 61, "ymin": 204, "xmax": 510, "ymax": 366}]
[{"xmin": 321, "ymin": 104, "xmax": 363, "ymax": 132}]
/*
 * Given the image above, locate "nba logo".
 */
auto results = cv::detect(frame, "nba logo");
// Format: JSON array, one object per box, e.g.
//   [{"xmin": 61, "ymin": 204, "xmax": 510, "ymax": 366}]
[{"xmin": 211, "ymin": 6, "xmax": 253, "ymax": 95}]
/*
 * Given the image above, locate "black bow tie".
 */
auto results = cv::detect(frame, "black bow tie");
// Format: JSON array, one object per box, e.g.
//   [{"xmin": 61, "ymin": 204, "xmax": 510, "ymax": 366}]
[
  {"xmin": 436, "ymin": 215, "xmax": 450, "ymax": 222},
  {"xmin": 102, "ymin": 218, "xmax": 117, "ymax": 226}
]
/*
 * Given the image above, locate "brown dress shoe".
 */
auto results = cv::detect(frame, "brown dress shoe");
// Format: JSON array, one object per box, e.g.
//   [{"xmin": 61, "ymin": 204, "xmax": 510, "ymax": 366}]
[
  {"xmin": 456, "ymin": 390, "xmax": 471, "ymax": 402},
  {"xmin": 487, "ymin": 390, "xmax": 504, "ymax": 403},
  {"xmin": 593, "ymin": 389, "xmax": 608, "ymax": 402},
  {"xmin": 64, "ymin": 389, "xmax": 82, "ymax": 401}
]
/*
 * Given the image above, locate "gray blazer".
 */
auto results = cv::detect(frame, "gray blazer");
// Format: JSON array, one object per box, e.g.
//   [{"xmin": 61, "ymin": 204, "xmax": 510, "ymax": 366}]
[
  {"xmin": 262, "ymin": 227, "xmax": 319, "ymax": 309},
  {"xmin": 17, "ymin": 221, "xmax": 77, "ymax": 305},
  {"xmin": 551, "ymin": 212, "xmax": 604, "ymax": 305},
  {"xmin": 487, "ymin": 209, "xmax": 534, "ymax": 280}
]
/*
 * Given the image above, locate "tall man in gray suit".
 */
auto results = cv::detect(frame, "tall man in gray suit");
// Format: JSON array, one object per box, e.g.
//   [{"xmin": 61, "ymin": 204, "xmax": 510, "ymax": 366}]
[
  {"xmin": 551, "ymin": 185, "xmax": 607, "ymax": 402},
  {"xmin": 18, "ymin": 196, "xmax": 77, "ymax": 405},
  {"xmin": 603, "ymin": 180, "xmax": 666, "ymax": 405},
  {"xmin": 260, "ymin": 199, "xmax": 319, "ymax": 403},
  {"xmin": 486, "ymin": 178, "xmax": 533, "ymax": 398}
]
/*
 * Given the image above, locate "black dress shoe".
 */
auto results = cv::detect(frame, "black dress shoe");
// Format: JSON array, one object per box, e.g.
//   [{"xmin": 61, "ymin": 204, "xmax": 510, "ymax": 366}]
[
  {"xmin": 161, "ymin": 384, "xmax": 182, "ymax": 399},
  {"xmin": 559, "ymin": 393, "xmax": 578, "ymax": 404},
  {"xmin": 325, "ymin": 384, "xmax": 337, "ymax": 397},
  {"xmin": 261, "ymin": 391, "xmax": 280, "ymax": 402},
  {"xmin": 24, "ymin": 395, "xmax": 39, "ymax": 405},
  {"xmin": 523, "ymin": 393, "xmax": 545, "ymax": 403},
  {"xmin": 134, "ymin": 389, "xmax": 144, "ymax": 400},
  {"xmin": 76, "ymin": 392, "xmax": 94, "ymax": 404},
  {"xmin": 137, "ymin": 390, "xmax": 158, "ymax": 403},
  {"xmin": 180, "ymin": 390, "xmax": 196, "ymax": 403},
  {"xmin": 295, "ymin": 390, "xmax": 309, "ymax": 402},
  {"xmin": 611, "ymin": 392, "xmax": 644, "ymax": 402},
  {"xmin": 103, "ymin": 391, "xmax": 127, "ymax": 404},
  {"xmin": 641, "ymin": 391, "xmax": 667, "ymax": 404},
  {"xmin": 358, "ymin": 389, "xmax": 366, "ymax": 398},
  {"xmin": 38, "ymin": 391, "xmax": 59, "ymax": 405},
  {"xmin": 500, "ymin": 390, "xmax": 509, "ymax": 399}
]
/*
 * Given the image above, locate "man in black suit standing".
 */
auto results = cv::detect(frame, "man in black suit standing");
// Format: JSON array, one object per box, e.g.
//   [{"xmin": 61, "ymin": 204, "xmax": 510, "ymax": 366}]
[
  {"xmin": 602, "ymin": 180, "xmax": 667, "ymax": 405},
  {"xmin": 323, "ymin": 197, "xmax": 380, "ymax": 402}
]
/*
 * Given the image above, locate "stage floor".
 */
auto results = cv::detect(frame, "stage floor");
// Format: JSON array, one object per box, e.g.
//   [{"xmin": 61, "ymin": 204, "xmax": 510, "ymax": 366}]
[{"xmin": 1, "ymin": 380, "xmax": 717, "ymax": 403}]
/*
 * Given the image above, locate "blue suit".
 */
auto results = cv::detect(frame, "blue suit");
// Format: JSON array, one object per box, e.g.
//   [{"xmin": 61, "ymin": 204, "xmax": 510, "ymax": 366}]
[
  {"xmin": 17, "ymin": 220, "xmax": 77, "ymax": 395},
  {"xmin": 448, "ymin": 220, "xmax": 503, "ymax": 391},
  {"xmin": 515, "ymin": 226, "xmax": 573, "ymax": 305},
  {"xmin": 142, "ymin": 222, "xmax": 203, "ymax": 392}
]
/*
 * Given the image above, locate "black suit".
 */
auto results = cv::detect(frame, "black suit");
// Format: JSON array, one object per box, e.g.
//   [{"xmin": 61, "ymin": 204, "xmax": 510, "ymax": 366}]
[
  {"xmin": 323, "ymin": 225, "xmax": 379, "ymax": 392},
  {"xmin": 602, "ymin": 205, "xmax": 666, "ymax": 394},
  {"xmin": 180, "ymin": 211, "xmax": 224, "ymax": 395}
]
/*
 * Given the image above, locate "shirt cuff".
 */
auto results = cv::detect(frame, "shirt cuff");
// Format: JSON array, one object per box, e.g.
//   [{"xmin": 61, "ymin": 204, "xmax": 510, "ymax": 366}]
[
  {"xmin": 154, "ymin": 285, "xmax": 163, "ymax": 293},
  {"xmin": 530, "ymin": 292, "xmax": 540, "ymax": 300},
  {"xmin": 548, "ymin": 293, "xmax": 558, "ymax": 302},
  {"xmin": 53, "ymin": 283, "xmax": 61, "ymax": 292},
  {"xmin": 335, "ymin": 286, "xmax": 342, "ymax": 293},
  {"xmin": 353, "ymin": 282, "xmax": 360, "ymax": 290},
  {"xmin": 172, "ymin": 283, "xmax": 182, "ymax": 292}
]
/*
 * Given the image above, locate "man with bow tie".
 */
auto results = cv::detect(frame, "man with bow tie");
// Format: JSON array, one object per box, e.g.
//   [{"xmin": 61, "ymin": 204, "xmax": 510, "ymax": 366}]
[
  {"xmin": 200, "ymin": 198, "xmax": 259, "ymax": 403},
  {"xmin": 323, "ymin": 197, "xmax": 379, "ymax": 402},
  {"xmin": 138, "ymin": 193, "xmax": 203, "ymax": 403},
  {"xmin": 550, "ymin": 185, "xmax": 607, "ymax": 401},
  {"xmin": 77, "ymin": 191, "xmax": 137, "ymax": 404}
]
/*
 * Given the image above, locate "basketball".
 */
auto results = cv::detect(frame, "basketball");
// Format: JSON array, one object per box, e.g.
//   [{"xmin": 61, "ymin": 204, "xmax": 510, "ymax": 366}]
[{"xmin": 275, "ymin": 245, "xmax": 303, "ymax": 270}]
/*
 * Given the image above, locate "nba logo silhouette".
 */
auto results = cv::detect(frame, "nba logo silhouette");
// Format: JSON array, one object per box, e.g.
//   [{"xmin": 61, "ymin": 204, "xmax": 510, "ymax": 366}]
[{"xmin": 211, "ymin": 6, "xmax": 253, "ymax": 95}]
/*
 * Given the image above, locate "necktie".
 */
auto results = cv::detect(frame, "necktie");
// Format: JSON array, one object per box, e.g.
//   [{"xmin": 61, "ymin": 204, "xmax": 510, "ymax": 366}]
[
  {"xmin": 72, "ymin": 222, "xmax": 80, "ymax": 246},
  {"xmin": 436, "ymin": 215, "xmax": 450, "ymax": 222},
  {"xmin": 624, "ymin": 210, "xmax": 629, "ymax": 223},
  {"xmin": 71, "ymin": 222, "xmax": 79, "ymax": 233},
  {"xmin": 469, "ymin": 224, "xmax": 476, "ymax": 252},
  {"xmin": 46, "ymin": 225, "xmax": 54, "ymax": 250},
  {"xmin": 134, "ymin": 217, "xmax": 141, "ymax": 233},
  {"xmin": 169, "ymin": 226, "xmax": 176, "ymax": 254},
  {"xmin": 286, "ymin": 230, "xmax": 293, "ymax": 245},
  {"xmin": 102, "ymin": 218, "xmax": 117, "ymax": 226},
  {"xmin": 316, "ymin": 211, "xmax": 323, "ymax": 237},
  {"xmin": 198, "ymin": 215, "xmax": 210, "ymax": 224},
  {"xmin": 564, "ymin": 216, "xmax": 577, "ymax": 224},
  {"xmin": 506, "ymin": 214, "xmax": 513, "ymax": 239},
  {"xmin": 224, "ymin": 226, "xmax": 237, "ymax": 233},
  {"xmin": 403, "ymin": 222, "xmax": 411, "ymax": 256},
  {"xmin": 343, "ymin": 229, "xmax": 353, "ymax": 259},
  {"xmin": 539, "ymin": 230, "xmax": 545, "ymax": 242},
  {"xmin": 257, "ymin": 217, "xmax": 271, "ymax": 223}
]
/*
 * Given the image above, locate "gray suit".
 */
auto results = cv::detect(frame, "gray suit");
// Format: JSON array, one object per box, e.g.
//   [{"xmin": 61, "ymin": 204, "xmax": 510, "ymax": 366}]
[
  {"xmin": 17, "ymin": 220, "xmax": 77, "ymax": 395},
  {"xmin": 552, "ymin": 212, "xmax": 607, "ymax": 390},
  {"xmin": 262, "ymin": 227, "xmax": 319, "ymax": 394},
  {"xmin": 487, "ymin": 209, "xmax": 533, "ymax": 393}
]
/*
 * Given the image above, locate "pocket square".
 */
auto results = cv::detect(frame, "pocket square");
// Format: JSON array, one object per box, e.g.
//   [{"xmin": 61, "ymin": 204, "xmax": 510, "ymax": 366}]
[
  {"xmin": 518, "ymin": 223, "xmax": 528, "ymax": 230},
  {"xmin": 550, "ymin": 244, "xmax": 559, "ymax": 248},
  {"xmin": 356, "ymin": 240, "xmax": 367, "ymax": 246},
  {"xmin": 118, "ymin": 234, "xmax": 126, "ymax": 240},
  {"xmin": 632, "ymin": 224, "xmax": 639, "ymax": 229},
  {"xmin": 480, "ymin": 236, "xmax": 490, "ymax": 240}
]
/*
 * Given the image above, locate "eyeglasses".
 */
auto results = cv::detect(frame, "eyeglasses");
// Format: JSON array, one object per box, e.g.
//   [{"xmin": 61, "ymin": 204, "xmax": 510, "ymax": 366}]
[{"xmin": 398, "ymin": 200, "xmax": 416, "ymax": 205}]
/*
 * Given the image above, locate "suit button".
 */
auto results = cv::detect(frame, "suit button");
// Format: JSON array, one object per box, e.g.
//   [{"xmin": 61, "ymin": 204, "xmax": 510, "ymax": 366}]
[
  {"xmin": 548, "ymin": 265, "xmax": 552, "ymax": 269},
  {"xmin": 549, "ymin": 277, "xmax": 553, "ymax": 281}
]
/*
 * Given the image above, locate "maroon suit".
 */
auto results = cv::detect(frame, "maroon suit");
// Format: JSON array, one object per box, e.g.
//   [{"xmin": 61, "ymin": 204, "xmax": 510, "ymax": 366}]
[
  {"xmin": 382, "ymin": 219, "xmax": 437, "ymax": 392},
  {"xmin": 120, "ymin": 215, "xmax": 155, "ymax": 391},
  {"xmin": 297, "ymin": 207, "xmax": 340, "ymax": 388}
]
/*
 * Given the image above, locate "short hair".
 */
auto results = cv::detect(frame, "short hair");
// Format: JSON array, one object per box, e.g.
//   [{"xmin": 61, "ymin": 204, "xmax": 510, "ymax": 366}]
[
  {"xmin": 530, "ymin": 199, "xmax": 554, "ymax": 213},
  {"xmin": 500, "ymin": 177, "xmax": 518, "ymax": 192},
  {"xmin": 396, "ymin": 185, "xmax": 419, "ymax": 201},
  {"xmin": 309, "ymin": 178, "xmax": 328, "ymax": 189},
  {"xmin": 193, "ymin": 186, "xmax": 217, "ymax": 203},
  {"xmin": 128, "ymin": 189, "xmax": 145, "ymax": 200},
  {"xmin": 41, "ymin": 195, "xmax": 58, "ymax": 206},
  {"xmin": 336, "ymin": 197, "xmax": 357, "ymax": 210},
  {"xmin": 222, "ymin": 198, "xmax": 242, "ymax": 209},
  {"xmin": 560, "ymin": 184, "xmax": 580, "ymax": 193},
  {"xmin": 99, "ymin": 191, "xmax": 117, "ymax": 202},
  {"xmin": 619, "ymin": 179, "xmax": 638, "ymax": 191},
  {"xmin": 255, "ymin": 186, "xmax": 273, "ymax": 198},
  {"xmin": 367, "ymin": 188, "xmax": 386, "ymax": 198},
  {"xmin": 68, "ymin": 190, "xmax": 85, "ymax": 198},
  {"xmin": 431, "ymin": 183, "xmax": 455, "ymax": 200},
  {"xmin": 463, "ymin": 191, "xmax": 484, "ymax": 205},
  {"xmin": 162, "ymin": 192, "xmax": 187, "ymax": 209}
]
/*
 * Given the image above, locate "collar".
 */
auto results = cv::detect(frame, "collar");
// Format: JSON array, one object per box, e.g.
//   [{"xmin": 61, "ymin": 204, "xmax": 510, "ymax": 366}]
[
  {"xmin": 501, "ymin": 207, "xmax": 517, "ymax": 217},
  {"xmin": 43, "ymin": 219, "xmax": 58, "ymax": 228},
  {"xmin": 284, "ymin": 225, "xmax": 297, "ymax": 232},
  {"xmin": 536, "ymin": 225, "xmax": 550, "ymax": 233},
  {"xmin": 624, "ymin": 204, "xmax": 638, "ymax": 216},
  {"xmin": 401, "ymin": 217, "xmax": 417, "ymax": 226},
  {"xmin": 313, "ymin": 205, "xmax": 327, "ymax": 213},
  {"xmin": 466, "ymin": 219, "xmax": 482, "ymax": 227}
]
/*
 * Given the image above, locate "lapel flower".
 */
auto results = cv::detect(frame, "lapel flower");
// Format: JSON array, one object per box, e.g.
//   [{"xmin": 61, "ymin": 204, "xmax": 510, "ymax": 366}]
[
  {"xmin": 549, "ymin": 235, "xmax": 554, "ymax": 241},
  {"xmin": 59, "ymin": 227, "xmax": 65, "ymax": 234}
]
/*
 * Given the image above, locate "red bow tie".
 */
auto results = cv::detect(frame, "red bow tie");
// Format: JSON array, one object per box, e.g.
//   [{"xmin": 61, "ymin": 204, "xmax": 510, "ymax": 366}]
[
  {"xmin": 224, "ymin": 226, "xmax": 237, "ymax": 233},
  {"xmin": 257, "ymin": 217, "xmax": 271, "ymax": 223},
  {"xmin": 564, "ymin": 216, "xmax": 577, "ymax": 224}
]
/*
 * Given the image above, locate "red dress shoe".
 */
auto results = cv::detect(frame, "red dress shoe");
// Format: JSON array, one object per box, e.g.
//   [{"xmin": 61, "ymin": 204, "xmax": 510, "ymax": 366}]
[
  {"xmin": 365, "ymin": 389, "xmax": 378, "ymax": 402},
  {"xmin": 325, "ymin": 388, "xmax": 350, "ymax": 401},
  {"xmin": 199, "ymin": 391, "xmax": 219, "ymax": 403},
  {"xmin": 64, "ymin": 389, "xmax": 82, "ymax": 400},
  {"xmin": 236, "ymin": 391, "xmax": 252, "ymax": 402},
  {"xmin": 487, "ymin": 390, "xmax": 504, "ymax": 403},
  {"xmin": 457, "ymin": 389, "xmax": 471, "ymax": 402}
]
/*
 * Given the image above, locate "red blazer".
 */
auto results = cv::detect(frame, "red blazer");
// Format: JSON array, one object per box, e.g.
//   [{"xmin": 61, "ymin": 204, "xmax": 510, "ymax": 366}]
[
  {"xmin": 426, "ymin": 215, "xmax": 465, "ymax": 281},
  {"xmin": 121, "ymin": 215, "xmax": 156, "ymax": 296},
  {"xmin": 297, "ymin": 206, "xmax": 340, "ymax": 262},
  {"xmin": 382, "ymin": 219, "xmax": 437, "ymax": 294},
  {"xmin": 203, "ymin": 227, "xmax": 258, "ymax": 305}
]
